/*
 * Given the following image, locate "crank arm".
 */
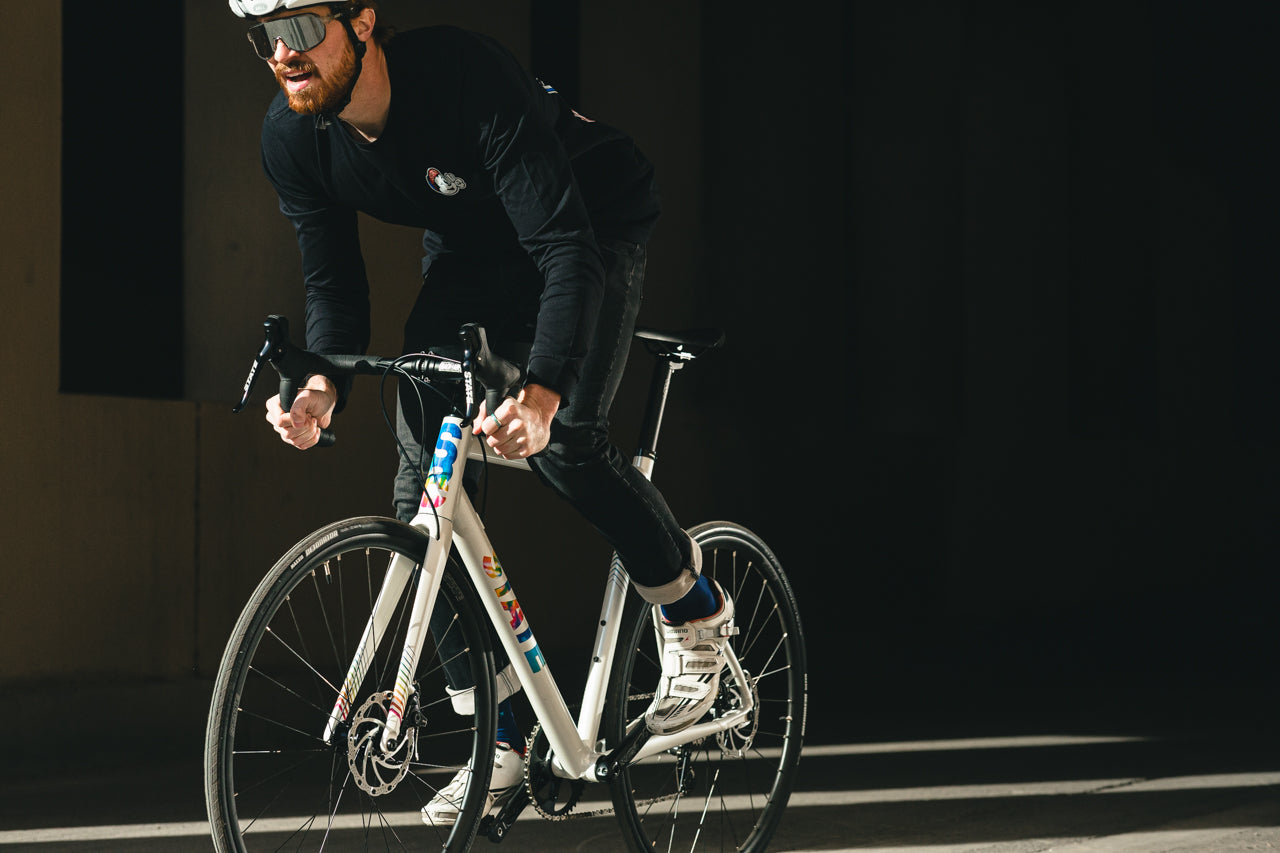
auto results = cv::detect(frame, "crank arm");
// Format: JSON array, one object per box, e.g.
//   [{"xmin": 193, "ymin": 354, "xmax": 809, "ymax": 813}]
[{"xmin": 481, "ymin": 786, "xmax": 530, "ymax": 843}]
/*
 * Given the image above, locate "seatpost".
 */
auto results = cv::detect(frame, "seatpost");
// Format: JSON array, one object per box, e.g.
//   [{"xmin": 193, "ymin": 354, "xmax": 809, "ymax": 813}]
[{"xmin": 633, "ymin": 356, "xmax": 684, "ymax": 480}]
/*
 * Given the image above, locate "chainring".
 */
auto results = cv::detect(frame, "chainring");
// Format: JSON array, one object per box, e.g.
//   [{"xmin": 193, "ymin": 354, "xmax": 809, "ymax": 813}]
[
  {"xmin": 347, "ymin": 690, "xmax": 418, "ymax": 796},
  {"xmin": 524, "ymin": 723, "xmax": 585, "ymax": 820}
]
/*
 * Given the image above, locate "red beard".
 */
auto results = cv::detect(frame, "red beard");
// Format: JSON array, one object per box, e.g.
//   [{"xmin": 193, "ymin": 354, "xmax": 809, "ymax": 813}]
[{"xmin": 275, "ymin": 39, "xmax": 357, "ymax": 115}]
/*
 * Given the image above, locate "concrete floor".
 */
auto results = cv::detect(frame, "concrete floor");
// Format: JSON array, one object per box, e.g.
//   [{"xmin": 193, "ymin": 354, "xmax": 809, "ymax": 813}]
[{"xmin": 1, "ymin": 680, "xmax": 1277, "ymax": 852}]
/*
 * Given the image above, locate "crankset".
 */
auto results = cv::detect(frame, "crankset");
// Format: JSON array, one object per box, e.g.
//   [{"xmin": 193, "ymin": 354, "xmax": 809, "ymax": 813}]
[{"xmin": 525, "ymin": 723, "xmax": 586, "ymax": 820}]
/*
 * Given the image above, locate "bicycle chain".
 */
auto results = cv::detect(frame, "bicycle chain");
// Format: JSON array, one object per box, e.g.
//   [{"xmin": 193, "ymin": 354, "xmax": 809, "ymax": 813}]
[
  {"xmin": 523, "ymin": 723, "xmax": 584, "ymax": 820},
  {"xmin": 520, "ymin": 718, "xmax": 694, "ymax": 822},
  {"xmin": 520, "ymin": 686, "xmax": 716, "ymax": 822},
  {"xmin": 543, "ymin": 791, "xmax": 685, "ymax": 821}
]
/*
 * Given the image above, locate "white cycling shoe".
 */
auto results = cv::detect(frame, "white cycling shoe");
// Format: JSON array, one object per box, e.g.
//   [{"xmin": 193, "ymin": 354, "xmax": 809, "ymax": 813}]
[
  {"xmin": 421, "ymin": 743, "xmax": 525, "ymax": 826},
  {"xmin": 644, "ymin": 578, "xmax": 738, "ymax": 735}
]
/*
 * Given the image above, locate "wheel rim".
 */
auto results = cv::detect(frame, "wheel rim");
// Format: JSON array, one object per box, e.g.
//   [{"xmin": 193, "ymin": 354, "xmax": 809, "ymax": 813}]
[
  {"xmin": 208, "ymin": 525, "xmax": 495, "ymax": 852},
  {"xmin": 610, "ymin": 523, "xmax": 807, "ymax": 852}
]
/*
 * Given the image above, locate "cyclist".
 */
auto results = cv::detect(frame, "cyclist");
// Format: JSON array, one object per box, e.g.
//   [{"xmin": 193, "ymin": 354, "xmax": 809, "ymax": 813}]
[{"xmin": 228, "ymin": 0, "xmax": 736, "ymax": 825}]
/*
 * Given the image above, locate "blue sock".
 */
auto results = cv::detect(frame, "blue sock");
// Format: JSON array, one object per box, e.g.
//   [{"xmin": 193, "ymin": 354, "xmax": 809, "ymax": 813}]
[
  {"xmin": 496, "ymin": 698, "xmax": 525, "ymax": 754},
  {"xmin": 660, "ymin": 575, "xmax": 719, "ymax": 624}
]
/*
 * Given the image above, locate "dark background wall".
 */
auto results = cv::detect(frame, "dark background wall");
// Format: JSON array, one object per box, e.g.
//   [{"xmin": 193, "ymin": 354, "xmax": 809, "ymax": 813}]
[
  {"xmin": 689, "ymin": 0, "xmax": 1280, "ymax": 719},
  {"xmin": 2, "ymin": 1, "xmax": 1276, "ymax": 751}
]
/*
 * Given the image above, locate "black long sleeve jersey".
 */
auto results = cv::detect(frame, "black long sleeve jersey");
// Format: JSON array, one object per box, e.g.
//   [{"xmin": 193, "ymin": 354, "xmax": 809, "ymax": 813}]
[{"xmin": 260, "ymin": 25, "xmax": 661, "ymax": 401}]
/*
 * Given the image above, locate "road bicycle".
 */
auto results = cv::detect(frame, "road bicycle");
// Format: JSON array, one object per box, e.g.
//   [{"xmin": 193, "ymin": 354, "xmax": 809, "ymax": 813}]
[{"xmin": 204, "ymin": 315, "xmax": 808, "ymax": 851}]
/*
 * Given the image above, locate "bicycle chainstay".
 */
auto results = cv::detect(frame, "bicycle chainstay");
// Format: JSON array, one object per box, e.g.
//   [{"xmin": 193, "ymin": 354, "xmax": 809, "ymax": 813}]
[{"xmin": 519, "ymin": 713, "xmax": 693, "ymax": 823}]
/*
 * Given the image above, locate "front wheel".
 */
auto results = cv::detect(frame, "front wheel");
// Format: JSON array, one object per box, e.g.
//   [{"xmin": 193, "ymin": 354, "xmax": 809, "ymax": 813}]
[
  {"xmin": 205, "ymin": 517, "xmax": 497, "ymax": 852},
  {"xmin": 605, "ymin": 521, "xmax": 808, "ymax": 852}
]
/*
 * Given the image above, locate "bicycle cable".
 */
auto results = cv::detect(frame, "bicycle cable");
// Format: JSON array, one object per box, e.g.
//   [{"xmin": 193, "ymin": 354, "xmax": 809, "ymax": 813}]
[
  {"xmin": 377, "ymin": 355, "xmax": 453, "ymax": 540},
  {"xmin": 374, "ymin": 352, "xmax": 493, "ymax": 538}
]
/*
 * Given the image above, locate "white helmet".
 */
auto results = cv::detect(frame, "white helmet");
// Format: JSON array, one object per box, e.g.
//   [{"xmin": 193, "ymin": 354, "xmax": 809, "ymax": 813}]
[{"xmin": 228, "ymin": 0, "xmax": 336, "ymax": 18}]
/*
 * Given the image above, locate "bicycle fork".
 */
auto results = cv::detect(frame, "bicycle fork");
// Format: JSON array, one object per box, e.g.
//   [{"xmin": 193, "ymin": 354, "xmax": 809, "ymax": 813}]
[{"xmin": 321, "ymin": 421, "xmax": 464, "ymax": 752}]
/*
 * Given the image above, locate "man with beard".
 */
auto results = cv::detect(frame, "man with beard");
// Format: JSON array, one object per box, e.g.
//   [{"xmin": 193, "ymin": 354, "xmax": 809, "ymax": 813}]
[{"xmin": 229, "ymin": 0, "xmax": 737, "ymax": 827}]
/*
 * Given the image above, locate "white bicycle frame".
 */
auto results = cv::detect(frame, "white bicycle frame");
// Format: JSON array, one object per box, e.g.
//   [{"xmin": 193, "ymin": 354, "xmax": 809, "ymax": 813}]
[{"xmin": 320, "ymin": 415, "xmax": 754, "ymax": 782}]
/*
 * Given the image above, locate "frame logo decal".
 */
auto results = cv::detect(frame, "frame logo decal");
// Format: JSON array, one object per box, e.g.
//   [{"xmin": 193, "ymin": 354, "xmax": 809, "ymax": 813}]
[
  {"xmin": 422, "ymin": 422, "xmax": 462, "ymax": 508},
  {"xmin": 483, "ymin": 555, "xmax": 545, "ymax": 672}
]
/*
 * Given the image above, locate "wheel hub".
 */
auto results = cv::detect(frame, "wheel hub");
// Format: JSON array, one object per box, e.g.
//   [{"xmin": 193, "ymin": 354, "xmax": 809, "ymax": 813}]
[{"xmin": 715, "ymin": 667, "xmax": 759, "ymax": 754}]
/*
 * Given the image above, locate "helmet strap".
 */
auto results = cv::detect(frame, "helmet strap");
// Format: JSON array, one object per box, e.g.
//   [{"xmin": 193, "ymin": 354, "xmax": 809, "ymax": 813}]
[{"xmin": 321, "ymin": 16, "xmax": 366, "ymax": 119}]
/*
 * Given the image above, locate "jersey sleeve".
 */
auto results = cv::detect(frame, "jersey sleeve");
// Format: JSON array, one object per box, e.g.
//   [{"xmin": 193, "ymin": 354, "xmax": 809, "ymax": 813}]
[
  {"xmin": 460, "ymin": 37, "xmax": 605, "ymax": 400},
  {"xmin": 261, "ymin": 109, "xmax": 370, "ymax": 411}
]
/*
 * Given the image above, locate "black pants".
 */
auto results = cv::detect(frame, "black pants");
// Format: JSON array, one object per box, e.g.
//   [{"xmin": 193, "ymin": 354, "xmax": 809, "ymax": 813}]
[{"xmin": 393, "ymin": 239, "xmax": 691, "ymax": 683}]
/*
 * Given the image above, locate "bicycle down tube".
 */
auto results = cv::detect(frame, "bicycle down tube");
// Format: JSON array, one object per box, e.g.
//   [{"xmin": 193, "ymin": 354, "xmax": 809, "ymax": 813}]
[{"xmin": 461, "ymin": 447, "xmax": 634, "ymax": 756}]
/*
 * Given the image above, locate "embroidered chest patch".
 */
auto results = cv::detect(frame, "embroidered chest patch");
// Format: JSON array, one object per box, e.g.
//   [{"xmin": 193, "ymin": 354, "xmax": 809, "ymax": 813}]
[{"xmin": 425, "ymin": 167, "xmax": 467, "ymax": 196}]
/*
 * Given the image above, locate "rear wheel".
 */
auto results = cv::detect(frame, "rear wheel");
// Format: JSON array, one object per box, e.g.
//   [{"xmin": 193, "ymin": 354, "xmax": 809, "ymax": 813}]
[
  {"xmin": 606, "ymin": 521, "xmax": 807, "ymax": 852},
  {"xmin": 205, "ymin": 517, "xmax": 497, "ymax": 852}
]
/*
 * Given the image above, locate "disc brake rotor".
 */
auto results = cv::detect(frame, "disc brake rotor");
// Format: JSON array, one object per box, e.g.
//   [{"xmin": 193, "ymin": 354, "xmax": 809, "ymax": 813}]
[
  {"xmin": 716, "ymin": 667, "xmax": 759, "ymax": 754},
  {"xmin": 347, "ymin": 690, "xmax": 418, "ymax": 796}
]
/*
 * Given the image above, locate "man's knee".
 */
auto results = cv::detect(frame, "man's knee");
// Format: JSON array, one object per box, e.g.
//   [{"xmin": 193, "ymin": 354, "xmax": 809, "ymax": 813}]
[{"xmin": 537, "ymin": 421, "xmax": 612, "ymax": 471}]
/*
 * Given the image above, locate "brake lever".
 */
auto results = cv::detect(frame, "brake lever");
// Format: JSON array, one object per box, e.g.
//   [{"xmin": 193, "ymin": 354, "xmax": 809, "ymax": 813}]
[
  {"xmin": 233, "ymin": 316, "xmax": 290, "ymax": 413},
  {"xmin": 460, "ymin": 324, "xmax": 523, "ymax": 425},
  {"xmin": 248, "ymin": 315, "xmax": 338, "ymax": 447},
  {"xmin": 233, "ymin": 336, "xmax": 274, "ymax": 414}
]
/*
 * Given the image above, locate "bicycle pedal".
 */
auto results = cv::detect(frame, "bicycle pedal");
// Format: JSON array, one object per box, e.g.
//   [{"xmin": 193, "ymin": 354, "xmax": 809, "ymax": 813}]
[{"xmin": 482, "ymin": 786, "xmax": 529, "ymax": 843}]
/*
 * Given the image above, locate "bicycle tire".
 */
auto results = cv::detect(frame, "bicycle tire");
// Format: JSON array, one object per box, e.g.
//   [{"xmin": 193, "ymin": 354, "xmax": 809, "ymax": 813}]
[
  {"xmin": 205, "ymin": 516, "xmax": 497, "ymax": 852},
  {"xmin": 605, "ymin": 521, "xmax": 807, "ymax": 852}
]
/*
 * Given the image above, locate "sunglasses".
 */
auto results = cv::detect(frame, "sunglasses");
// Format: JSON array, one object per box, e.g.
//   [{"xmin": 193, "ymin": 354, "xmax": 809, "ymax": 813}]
[{"xmin": 246, "ymin": 12, "xmax": 337, "ymax": 60}]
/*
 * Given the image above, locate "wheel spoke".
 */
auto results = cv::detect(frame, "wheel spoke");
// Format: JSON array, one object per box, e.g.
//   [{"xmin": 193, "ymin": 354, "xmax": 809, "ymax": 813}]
[
  {"xmin": 607, "ymin": 523, "xmax": 806, "ymax": 852},
  {"xmin": 207, "ymin": 522, "xmax": 497, "ymax": 851},
  {"xmin": 237, "ymin": 707, "xmax": 328, "ymax": 745},
  {"xmin": 265, "ymin": 626, "xmax": 344, "ymax": 698},
  {"xmin": 247, "ymin": 665, "xmax": 333, "ymax": 719}
]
